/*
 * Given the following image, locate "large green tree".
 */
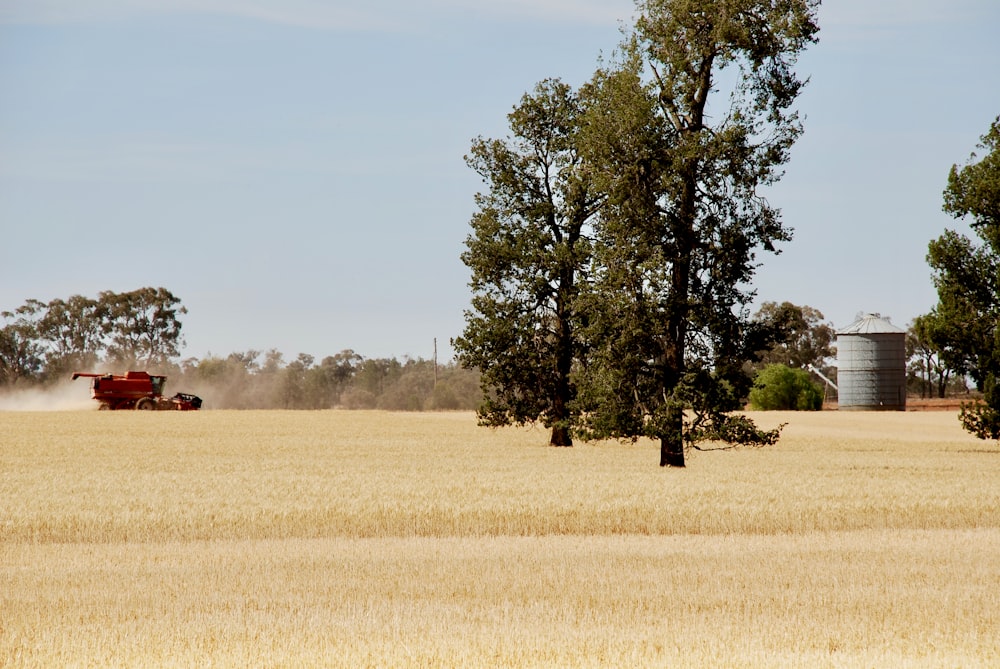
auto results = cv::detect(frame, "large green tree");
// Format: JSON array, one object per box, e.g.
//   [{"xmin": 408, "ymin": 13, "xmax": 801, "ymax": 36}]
[
  {"xmin": 101, "ymin": 287, "xmax": 187, "ymax": 368},
  {"xmin": 455, "ymin": 79, "xmax": 602, "ymax": 446},
  {"xmin": 929, "ymin": 116, "xmax": 1000, "ymax": 438},
  {"xmin": 574, "ymin": 0, "xmax": 819, "ymax": 466}
]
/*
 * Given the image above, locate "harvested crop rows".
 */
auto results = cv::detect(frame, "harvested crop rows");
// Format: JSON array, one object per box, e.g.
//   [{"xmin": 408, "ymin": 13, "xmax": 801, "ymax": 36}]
[{"xmin": 3, "ymin": 410, "xmax": 999, "ymax": 666}]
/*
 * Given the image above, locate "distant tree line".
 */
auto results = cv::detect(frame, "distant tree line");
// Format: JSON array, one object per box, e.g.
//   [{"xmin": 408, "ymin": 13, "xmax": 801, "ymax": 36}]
[
  {"xmin": 3, "ymin": 285, "xmax": 985, "ymax": 417},
  {"xmin": 175, "ymin": 350, "xmax": 481, "ymax": 411},
  {"xmin": 1, "ymin": 287, "xmax": 185, "ymax": 385},
  {"xmin": 1, "ymin": 288, "xmax": 837, "ymax": 413},
  {"xmin": 0, "ymin": 287, "xmax": 480, "ymax": 410}
]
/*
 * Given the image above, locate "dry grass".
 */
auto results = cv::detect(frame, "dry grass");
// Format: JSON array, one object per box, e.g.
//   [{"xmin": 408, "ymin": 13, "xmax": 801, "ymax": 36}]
[{"xmin": 3, "ymin": 410, "xmax": 999, "ymax": 667}]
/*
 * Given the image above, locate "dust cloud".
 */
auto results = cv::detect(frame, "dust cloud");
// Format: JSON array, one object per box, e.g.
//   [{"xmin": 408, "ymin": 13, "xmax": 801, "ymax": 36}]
[{"xmin": 0, "ymin": 382, "xmax": 97, "ymax": 411}]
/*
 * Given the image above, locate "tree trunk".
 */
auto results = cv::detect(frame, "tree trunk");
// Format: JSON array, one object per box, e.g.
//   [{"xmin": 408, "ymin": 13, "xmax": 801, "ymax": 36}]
[
  {"xmin": 549, "ymin": 364, "xmax": 573, "ymax": 446},
  {"xmin": 659, "ymin": 406, "xmax": 685, "ymax": 467},
  {"xmin": 660, "ymin": 434, "xmax": 685, "ymax": 467},
  {"xmin": 551, "ymin": 269, "xmax": 575, "ymax": 448},
  {"xmin": 550, "ymin": 424, "xmax": 573, "ymax": 447},
  {"xmin": 937, "ymin": 369, "xmax": 950, "ymax": 398}
]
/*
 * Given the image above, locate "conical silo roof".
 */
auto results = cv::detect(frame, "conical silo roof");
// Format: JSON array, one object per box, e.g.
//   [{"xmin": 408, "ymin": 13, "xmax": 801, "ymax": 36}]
[{"xmin": 837, "ymin": 313, "xmax": 904, "ymax": 335}]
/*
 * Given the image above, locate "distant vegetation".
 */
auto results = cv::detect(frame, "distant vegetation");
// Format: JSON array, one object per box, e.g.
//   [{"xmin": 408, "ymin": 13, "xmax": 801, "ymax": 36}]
[
  {"xmin": 0, "ymin": 287, "xmax": 480, "ymax": 410},
  {"xmin": 1, "ymin": 287, "xmax": 186, "ymax": 384},
  {"xmin": 175, "ymin": 350, "xmax": 481, "ymax": 411},
  {"xmin": 0, "ymin": 287, "xmax": 976, "ymax": 414}
]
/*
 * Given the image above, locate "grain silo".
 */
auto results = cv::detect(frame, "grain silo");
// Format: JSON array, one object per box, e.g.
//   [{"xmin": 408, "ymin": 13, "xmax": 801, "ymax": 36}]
[{"xmin": 836, "ymin": 313, "xmax": 906, "ymax": 411}]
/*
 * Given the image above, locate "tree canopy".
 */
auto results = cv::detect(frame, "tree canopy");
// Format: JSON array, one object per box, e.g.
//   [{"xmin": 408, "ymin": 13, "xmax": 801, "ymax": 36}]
[
  {"xmin": 929, "ymin": 116, "xmax": 1000, "ymax": 439},
  {"xmin": 751, "ymin": 302, "xmax": 834, "ymax": 371},
  {"xmin": 102, "ymin": 287, "xmax": 187, "ymax": 367},
  {"xmin": 1, "ymin": 287, "xmax": 186, "ymax": 382},
  {"xmin": 944, "ymin": 116, "xmax": 1000, "ymax": 233}
]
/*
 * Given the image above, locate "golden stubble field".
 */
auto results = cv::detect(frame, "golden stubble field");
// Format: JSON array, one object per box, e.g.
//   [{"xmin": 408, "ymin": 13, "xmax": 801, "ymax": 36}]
[{"xmin": 2, "ymin": 409, "xmax": 999, "ymax": 667}]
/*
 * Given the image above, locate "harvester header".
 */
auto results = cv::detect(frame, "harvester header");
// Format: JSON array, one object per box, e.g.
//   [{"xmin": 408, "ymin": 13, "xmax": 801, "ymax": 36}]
[{"xmin": 72, "ymin": 371, "xmax": 202, "ymax": 411}]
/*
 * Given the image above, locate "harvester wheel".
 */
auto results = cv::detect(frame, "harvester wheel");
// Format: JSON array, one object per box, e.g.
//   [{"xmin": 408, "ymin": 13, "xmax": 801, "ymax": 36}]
[
  {"xmin": 98, "ymin": 403, "xmax": 112, "ymax": 411},
  {"xmin": 135, "ymin": 398, "xmax": 156, "ymax": 411}
]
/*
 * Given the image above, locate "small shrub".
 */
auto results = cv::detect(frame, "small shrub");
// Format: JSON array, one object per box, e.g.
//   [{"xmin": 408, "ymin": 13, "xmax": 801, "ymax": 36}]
[
  {"xmin": 748, "ymin": 364, "xmax": 823, "ymax": 411},
  {"xmin": 959, "ymin": 374, "xmax": 1000, "ymax": 441}
]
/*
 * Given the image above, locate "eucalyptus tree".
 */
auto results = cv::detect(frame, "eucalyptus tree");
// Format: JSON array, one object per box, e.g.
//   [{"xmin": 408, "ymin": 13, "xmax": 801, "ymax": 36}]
[
  {"xmin": 0, "ymin": 300, "xmax": 45, "ymax": 385},
  {"xmin": 928, "ymin": 115, "xmax": 1000, "ymax": 439},
  {"xmin": 751, "ymin": 301, "xmax": 834, "ymax": 371},
  {"xmin": 906, "ymin": 311, "xmax": 965, "ymax": 399},
  {"xmin": 455, "ymin": 79, "xmax": 602, "ymax": 446},
  {"xmin": 574, "ymin": 0, "xmax": 820, "ymax": 466},
  {"xmin": 101, "ymin": 287, "xmax": 187, "ymax": 368},
  {"xmin": 35, "ymin": 295, "xmax": 107, "ymax": 377}
]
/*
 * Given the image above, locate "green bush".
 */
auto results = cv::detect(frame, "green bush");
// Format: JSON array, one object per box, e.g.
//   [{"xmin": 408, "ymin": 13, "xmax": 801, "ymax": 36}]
[
  {"xmin": 959, "ymin": 373, "xmax": 1000, "ymax": 441},
  {"xmin": 748, "ymin": 364, "xmax": 823, "ymax": 411}
]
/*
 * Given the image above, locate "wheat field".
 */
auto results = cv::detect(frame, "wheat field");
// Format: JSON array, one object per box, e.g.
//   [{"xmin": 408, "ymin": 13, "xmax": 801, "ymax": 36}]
[{"xmin": 2, "ymin": 409, "xmax": 999, "ymax": 667}]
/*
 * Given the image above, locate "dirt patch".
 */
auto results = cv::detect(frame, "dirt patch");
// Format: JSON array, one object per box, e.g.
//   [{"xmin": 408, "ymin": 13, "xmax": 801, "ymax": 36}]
[{"xmin": 905, "ymin": 398, "xmax": 973, "ymax": 411}]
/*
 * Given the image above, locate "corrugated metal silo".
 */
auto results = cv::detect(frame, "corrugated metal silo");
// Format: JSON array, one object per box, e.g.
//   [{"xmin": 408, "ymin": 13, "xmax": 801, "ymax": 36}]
[{"xmin": 836, "ymin": 313, "xmax": 906, "ymax": 411}]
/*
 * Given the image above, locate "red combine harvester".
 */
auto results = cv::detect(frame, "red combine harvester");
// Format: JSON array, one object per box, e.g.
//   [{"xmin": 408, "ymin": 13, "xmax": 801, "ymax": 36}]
[{"xmin": 71, "ymin": 371, "xmax": 203, "ymax": 411}]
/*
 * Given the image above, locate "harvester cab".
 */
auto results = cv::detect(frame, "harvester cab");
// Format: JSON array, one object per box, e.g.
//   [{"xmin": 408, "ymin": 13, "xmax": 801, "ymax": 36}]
[{"xmin": 71, "ymin": 371, "xmax": 203, "ymax": 411}]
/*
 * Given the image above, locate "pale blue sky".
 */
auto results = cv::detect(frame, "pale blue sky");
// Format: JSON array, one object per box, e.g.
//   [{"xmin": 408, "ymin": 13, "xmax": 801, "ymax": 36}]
[{"xmin": 1, "ymin": 0, "xmax": 998, "ymax": 362}]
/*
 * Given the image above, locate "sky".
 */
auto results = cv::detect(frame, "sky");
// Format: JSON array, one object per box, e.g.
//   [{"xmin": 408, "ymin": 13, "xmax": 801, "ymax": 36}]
[{"xmin": 1, "ymin": 0, "xmax": 998, "ymax": 364}]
